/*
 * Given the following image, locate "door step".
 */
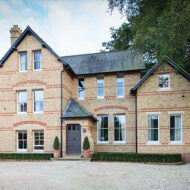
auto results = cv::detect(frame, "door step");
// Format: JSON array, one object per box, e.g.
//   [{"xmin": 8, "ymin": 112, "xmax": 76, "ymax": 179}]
[{"xmin": 51, "ymin": 155, "xmax": 91, "ymax": 161}]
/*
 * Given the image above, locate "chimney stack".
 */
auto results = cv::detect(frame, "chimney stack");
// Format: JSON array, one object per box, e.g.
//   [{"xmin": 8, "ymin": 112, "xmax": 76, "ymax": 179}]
[{"xmin": 10, "ymin": 25, "xmax": 22, "ymax": 46}]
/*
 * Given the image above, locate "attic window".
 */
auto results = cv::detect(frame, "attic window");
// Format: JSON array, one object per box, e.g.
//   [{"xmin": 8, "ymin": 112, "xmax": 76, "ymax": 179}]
[{"xmin": 158, "ymin": 74, "xmax": 170, "ymax": 89}]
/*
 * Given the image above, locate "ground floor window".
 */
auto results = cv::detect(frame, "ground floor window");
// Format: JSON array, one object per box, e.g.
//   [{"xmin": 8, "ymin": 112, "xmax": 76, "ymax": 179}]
[
  {"xmin": 114, "ymin": 115, "xmax": 126, "ymax": 143},
  {"xmin": 148, "ymin": 115, "xmax": 159, "ymax": 141},
  {"xmin": 97, "ymin": 115, "xmax": 108, "ymax": 142},
  {"xmin": 170, "ymin": 115, "xmax": 182, "ymax": 141},
  {"xmin": 33, "ymin": 131, "xmax": 44, "ymax": 151},
  {"xmin": 17, "ymin": 131, "xmax": 27, "ymax": 151}
]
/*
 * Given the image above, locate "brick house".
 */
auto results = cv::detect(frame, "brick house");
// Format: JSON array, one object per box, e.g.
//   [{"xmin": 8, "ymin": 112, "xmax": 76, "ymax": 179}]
[{"xmin": 0, "ymin": 25, "xmax": 190, "ymax": 161}]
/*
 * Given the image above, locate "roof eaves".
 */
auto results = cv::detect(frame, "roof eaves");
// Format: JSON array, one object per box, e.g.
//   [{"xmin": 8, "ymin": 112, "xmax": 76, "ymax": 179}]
[
  {"xmin": 130, "ymin": 57, "xmax": 190, "ymax": 95},
  {"xmin": 61, "ymin": 98, "xmax": 97, "ymax": 122},
  {"xmin": 0, "ymin": 26, "xmax": 76, "ymax": 76}
]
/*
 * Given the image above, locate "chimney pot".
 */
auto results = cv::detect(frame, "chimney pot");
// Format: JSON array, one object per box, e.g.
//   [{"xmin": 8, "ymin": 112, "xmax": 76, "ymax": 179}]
[{"xmin": 10, "ymin": 25, "xmax": 22, "ymax": 46}]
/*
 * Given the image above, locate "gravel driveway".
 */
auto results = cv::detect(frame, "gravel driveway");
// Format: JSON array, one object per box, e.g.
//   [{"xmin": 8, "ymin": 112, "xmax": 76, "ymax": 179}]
[{"xmin": 0, "ymin": 161, "xmax": 190, "ymax": 190}]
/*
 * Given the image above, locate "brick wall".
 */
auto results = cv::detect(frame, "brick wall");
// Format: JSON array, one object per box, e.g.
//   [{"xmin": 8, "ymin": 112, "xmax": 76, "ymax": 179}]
[{"xmin": 137, "ymin": 63, "xmax": 190, "ymax": 154}]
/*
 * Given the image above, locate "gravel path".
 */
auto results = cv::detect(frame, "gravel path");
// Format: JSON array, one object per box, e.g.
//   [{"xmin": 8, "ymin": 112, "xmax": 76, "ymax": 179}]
[{"xmin": 0, "ymin": 161, "xmax": 190, "ymax": 190}]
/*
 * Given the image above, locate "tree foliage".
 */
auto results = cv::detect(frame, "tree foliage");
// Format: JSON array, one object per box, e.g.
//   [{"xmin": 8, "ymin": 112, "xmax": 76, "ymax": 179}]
[{"xmin": 103, "ymin": 0, "xmax": 190, "ymax": 73}]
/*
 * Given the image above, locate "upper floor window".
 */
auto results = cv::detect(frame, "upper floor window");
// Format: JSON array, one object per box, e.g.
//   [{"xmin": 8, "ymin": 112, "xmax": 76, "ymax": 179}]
[
  {"xmin": 97, "ymin": 115, "xmax": 108, "ymax": 143},
  {"xmin": 97, "ymin": 78, "xmax": 104, "ymax": 99},
  {"xmin": 159, "ymin": 74, "xmax": 170, "ymax": 89},
  {"xmin": 34, "ymin": 90, "xmax": 44, "ymax": 113},
  {"xmin": 17, "ymin": 91, "xmax": 27, "ymax": 113},
  {"xmin": 78, "ymin": 78, "xmax": 85, "ymax": 99},
  {"xmin": 114, "ymin": 115, "xmax": 126, "ymax": 143},
  {"xmin": 34, "ymin": 52, "xmax": 41, "ymax": 70},
  {"xmin": 116, "ymin": 76, "xmax": 124, "ymax": 98},
  {"xmin": 170, "ymin": 115, "xmax": 182, "ymax": 142},
  {"xmin": 19, "ymin": 53, "xmax": 27, "ymax": 72},
  {"xmin": 148, "ymin": 115, "xmax": 159, "ymax": 142}
]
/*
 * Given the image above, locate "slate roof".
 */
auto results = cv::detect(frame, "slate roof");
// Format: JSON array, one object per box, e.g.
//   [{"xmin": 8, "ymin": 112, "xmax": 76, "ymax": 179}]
[
  {"xmin": 130, "ymin": 57, "xmax": 190, "ymax": 94},
  {"xmin": 61, "ymin": 98, "xmax": 97, "ymax": 121},
  {"xmin": 62, "ymin": 50, "xmax": 145, "ymax": 75}
]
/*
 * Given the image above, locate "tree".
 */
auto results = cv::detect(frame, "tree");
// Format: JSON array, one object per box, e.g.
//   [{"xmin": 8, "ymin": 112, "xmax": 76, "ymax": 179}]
[{"xmin": 103, "ymin": 0, "xmax": 190, "ymax": 73}]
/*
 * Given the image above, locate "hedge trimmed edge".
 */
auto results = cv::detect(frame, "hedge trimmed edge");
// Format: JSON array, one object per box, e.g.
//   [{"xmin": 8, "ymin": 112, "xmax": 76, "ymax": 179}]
[
  {"xmin": 91, "ymin": 152, "xmax": 182, "ymax": 163},
  {"xmin": 0, "ymin": 153, "xmax": 53, "ymax": 160}
]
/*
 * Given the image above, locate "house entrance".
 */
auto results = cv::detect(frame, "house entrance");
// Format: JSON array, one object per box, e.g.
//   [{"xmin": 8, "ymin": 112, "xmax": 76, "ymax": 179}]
[{"xmin": 66, "ymin": 124, "xmax": 81, "ymax": 155}]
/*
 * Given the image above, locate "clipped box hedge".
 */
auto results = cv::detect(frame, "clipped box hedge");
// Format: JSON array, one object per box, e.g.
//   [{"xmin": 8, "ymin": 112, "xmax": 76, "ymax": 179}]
[
  {"xmin": 91, "ymin": 152, "xmax": 182, "ymax": 163},
  {"xmin": 0, "ymin": 153, "xmax": 53, "ymax": 160}
]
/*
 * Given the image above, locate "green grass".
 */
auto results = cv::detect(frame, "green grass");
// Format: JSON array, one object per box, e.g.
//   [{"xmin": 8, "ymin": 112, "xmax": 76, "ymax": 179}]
[{"xmin": 91, "ymin": 152, "xmax": 182, "ymax": 163}]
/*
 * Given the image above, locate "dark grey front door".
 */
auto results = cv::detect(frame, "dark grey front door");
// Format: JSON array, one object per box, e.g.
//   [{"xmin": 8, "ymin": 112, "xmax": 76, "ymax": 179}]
[{"xmin": 66, "ymin": 124, "xmax": 81, "ymax": 155}]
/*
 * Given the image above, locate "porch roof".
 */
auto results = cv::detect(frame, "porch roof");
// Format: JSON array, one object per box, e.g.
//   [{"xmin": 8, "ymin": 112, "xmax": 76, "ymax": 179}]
[{"xmin": 61, "ymin": 98, "xmax": 97, "ymax": 122}]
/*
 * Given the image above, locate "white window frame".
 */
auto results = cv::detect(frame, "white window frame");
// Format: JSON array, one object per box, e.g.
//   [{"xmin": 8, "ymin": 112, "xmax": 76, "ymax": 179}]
[
  {"xmin": 147, "ymin": 114, "xmax": 160, "ymax": 143},
  {"xmin": 170, "ymin": 114, "xmax": 182, "ymax": 143},
  {"xmin": 19, "ymin": 53, "xmax": 27, "ymax": 72},
  {"xmin": 33, "ymin": 51, "xmax": 42, "ymax": 71},
  {"xmin": 158, "ymin": 74, "xmax": 170, "ymax": 90},
  {"xmin": 17, "ymin": 91, "xmax": 27, "ymax": 114},
  {"xmin": 116, "ymin": 76, "xmax": 124, "ymax": 98},
  {"xmin": 78, "ymin": 78, "xmax": 85, "ymax": 100},
  {"xmin": 33, "ymin": 131, "xmax": 44, "ymax": 152},
  {"xmin": 113, "ymin": 115, "xmax": 126, "ymax": 144},
  {"xmin": 97, "ymin": 78, "xmax": 104, "ymax": 99},
  {"xmin": 33, "ymin": 90, "xmax": 44, "ymax": 113},
  {"xmin": 97, "ymin": 115, "xmax": 109, "ymax": 144},
  {"xmin": 17, "ymin": 131, "xmax": 27, "ymax": 152}
]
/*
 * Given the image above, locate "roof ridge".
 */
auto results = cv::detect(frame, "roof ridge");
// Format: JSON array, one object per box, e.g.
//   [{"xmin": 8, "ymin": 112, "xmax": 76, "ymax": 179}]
[{"xmin": 61, "ymin": 50, "xmax": 131, "ymax": 58}]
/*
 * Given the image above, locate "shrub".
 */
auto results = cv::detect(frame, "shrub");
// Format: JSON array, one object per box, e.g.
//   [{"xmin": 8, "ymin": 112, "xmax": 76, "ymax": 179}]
[
  {"xmin": 0, "ymin": 153, "xmax": 53, "ymax": 160},
  {"xmin": 83, "ymin": 136, "xmax": 90, "ymax": 150},
  {"xmin": 53, "ymin": 136, "xmax": 60, "ymax": 150},
  {"xmin": 91, "ymin": 152, "xmax": 182, "ymax": 163}
]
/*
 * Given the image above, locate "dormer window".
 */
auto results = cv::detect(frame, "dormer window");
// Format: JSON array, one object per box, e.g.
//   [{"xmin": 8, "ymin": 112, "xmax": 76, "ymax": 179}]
[
  {"xmin": 158, "ymin": 74, "xmax": 170, "ymax": 89},
  {"xmin": 19, "ymin": 53, "xmax": 27, "ymax": 72},
  {"xmin": 34, "ymin": 52, "xmax": 41, "ymax": 70}
]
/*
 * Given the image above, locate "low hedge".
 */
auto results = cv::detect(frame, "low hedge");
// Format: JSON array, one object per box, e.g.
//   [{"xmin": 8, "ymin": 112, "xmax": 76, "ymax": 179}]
[
  {"xmin": 0, "ymin": 153, "xmax": 53, "ymax": 160},
  {"xmin": 91, "ymin": 152, "xmax": 182, "ymax": 163}
]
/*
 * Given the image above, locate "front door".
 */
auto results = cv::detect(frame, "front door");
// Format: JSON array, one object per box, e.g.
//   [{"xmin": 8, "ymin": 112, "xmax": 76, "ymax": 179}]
[{"xmin": 66, "ymin": 124, "xmax": 81, "ymax": 155}]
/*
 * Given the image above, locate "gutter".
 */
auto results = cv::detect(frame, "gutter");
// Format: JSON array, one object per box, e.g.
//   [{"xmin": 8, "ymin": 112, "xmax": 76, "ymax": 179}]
[{"xmin": 60, "ymin": 66, "xmax": 69, "ymax": 157}]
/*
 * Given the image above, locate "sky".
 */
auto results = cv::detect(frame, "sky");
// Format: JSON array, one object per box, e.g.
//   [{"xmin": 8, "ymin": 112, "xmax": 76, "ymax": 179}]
[{"xmin": 0, "ymin": 0, "xmax": 125, "ymax": 58}]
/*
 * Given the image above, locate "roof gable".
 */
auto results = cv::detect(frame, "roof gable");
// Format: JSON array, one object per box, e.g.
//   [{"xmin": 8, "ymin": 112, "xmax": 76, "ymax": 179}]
[
  {"xmin": 130, "ymin": 57, "xmax": 190, "ymax": 94},
  {"xmin": 62, "ymin": 98, "xmax": 97, "ymax": 121},
  {"xmin": 0, "ymin": 26, "xmax": 74, "ymax": 74}
]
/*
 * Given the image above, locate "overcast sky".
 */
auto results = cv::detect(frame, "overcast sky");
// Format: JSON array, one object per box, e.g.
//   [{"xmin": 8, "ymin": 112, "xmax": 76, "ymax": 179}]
[{"xmin": 0, "ymin": 0, "xmax": 125, "ymax": 58}]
